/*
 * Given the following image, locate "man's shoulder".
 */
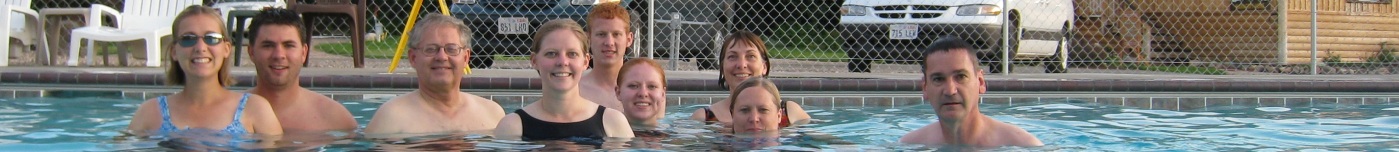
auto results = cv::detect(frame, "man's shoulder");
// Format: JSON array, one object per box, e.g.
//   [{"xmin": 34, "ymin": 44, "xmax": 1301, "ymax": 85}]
[
  {"xmin": 368, "ymin": 96, "xmax": 418, "ymax": 125},
  {"xmin": 301, "ymin": 90, "xmax": 354, "ymax": 118},
  {"xmin": 376, "ymin": 93, "xmax": 420, "ymax": 112},
  {"xmin": 303, "ymin": 90, "xmax": 340, "ymax": 105},
  {"xmin": 988, "ymin": 119, "xmax": 1031, "ymax": 135},
  {"xmin": 901, "ymin": 122, "xmax": 944, "ymax": 144},
  {"xmin": 461, "ymin": 92, "xmax": 504, "ymax": 108},
  {"xmin": 990, "ymin": 119, "xmax": 1042, "ymax": 146},
  {"xmin": 459, "ymin": 92, "xmax": 491, "ymax": 102}
]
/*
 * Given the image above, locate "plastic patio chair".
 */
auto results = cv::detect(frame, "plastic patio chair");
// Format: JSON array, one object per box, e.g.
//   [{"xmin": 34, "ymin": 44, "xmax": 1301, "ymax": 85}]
[
  {"xmin": 210, "ymin": 0, "xmax": 286, "ymax": 67},
  {"xmin": 66, "ymin": 0, "xmax": 202, "ymax": 67},
  {"xmin": 287, "ymin": 0, "xmax": 366, "ymax": 68},
  {"xmin": 0, "ymin": 0, "xmax": 49, "ymax": 66}
]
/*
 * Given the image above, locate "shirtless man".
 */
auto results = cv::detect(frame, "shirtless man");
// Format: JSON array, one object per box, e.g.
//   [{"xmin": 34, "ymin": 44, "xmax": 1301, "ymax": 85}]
[
  {"xmin": 900, "ymin": 37, "xmax": 1042, "ymax": 147},
  {"xmin": 244, "ymin": 8, "xmax": 356, "ymax": 134},
  {"xmin": 578, "ymin": 2, "xmax": 634, "ymax": 110},
  {"xmin": 364, "ymin": 13, "xmax": 505, "ymax": 135}
]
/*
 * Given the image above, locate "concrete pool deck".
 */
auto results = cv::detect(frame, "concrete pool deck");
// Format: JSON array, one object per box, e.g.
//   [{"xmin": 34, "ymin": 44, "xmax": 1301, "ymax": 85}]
[{"xmin": 2, "ymin": 66, "xmax": 1397, "ymax": 92}]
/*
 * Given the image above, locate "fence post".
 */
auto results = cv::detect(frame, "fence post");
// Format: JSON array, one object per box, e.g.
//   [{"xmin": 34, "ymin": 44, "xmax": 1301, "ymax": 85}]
[
  {"xmin": 670, "ymin": 13, "xmax": 682, "ymax": 70},
  {"xmin": 1310, "ymin": 0, "xmax": 1318, "ymax": 75},
  {"xmin": 1001, "ymin": 0, "xmax": 1011, "ymax": 75},
  {"xmin": 1276, "ymin": 0, "xmax": 1288, "ymax": 64},
  {"xmin": 647, "ymin": 0, "xmax": 656, "ymax": 59}
]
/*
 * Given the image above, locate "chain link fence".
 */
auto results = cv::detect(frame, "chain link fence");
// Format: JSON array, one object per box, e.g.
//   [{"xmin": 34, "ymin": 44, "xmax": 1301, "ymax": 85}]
[{"xmin": 13, "ymin": 0, "xmax": 1399, "ymax": 75}]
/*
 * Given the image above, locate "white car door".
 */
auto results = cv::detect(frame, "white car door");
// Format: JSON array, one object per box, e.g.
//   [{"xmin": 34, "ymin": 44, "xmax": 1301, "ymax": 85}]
[{"xmin": 1013, "ymin": 0, "xmax": 1061, "ymax": 56}]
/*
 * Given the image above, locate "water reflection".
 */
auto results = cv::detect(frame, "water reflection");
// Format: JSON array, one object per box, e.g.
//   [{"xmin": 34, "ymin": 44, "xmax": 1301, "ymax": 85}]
[
  {"xmin": 2, "ymin": 97, "xmax": 1397, "ymax": 151},
  {"xmin": 711, "ymin": 130, "xmax": 787, "ymax": 151}
]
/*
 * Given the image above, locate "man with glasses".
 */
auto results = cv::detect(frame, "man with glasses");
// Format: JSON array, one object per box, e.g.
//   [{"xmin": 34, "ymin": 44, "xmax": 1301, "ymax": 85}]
[
  {"xmin": 364, "ymin": 13, "xmax": 506, "ymax": 135},
  {"xmin": 244, "ymin": 8, "xmax": 357, "ymax": 135}
]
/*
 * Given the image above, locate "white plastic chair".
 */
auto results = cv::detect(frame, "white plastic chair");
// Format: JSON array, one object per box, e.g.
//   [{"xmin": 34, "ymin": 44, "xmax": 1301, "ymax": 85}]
[
  {"xmin": 66, "ymin": 0, "xmax": 202, "ymax": 67},
  {"xmin": 0, "ymin": 0, "xmax": 49, "ymax": 66}
]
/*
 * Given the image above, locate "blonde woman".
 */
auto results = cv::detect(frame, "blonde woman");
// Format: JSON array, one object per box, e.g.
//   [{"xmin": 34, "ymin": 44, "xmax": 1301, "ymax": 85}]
[{"xmin": 126, "ymin": 5, "xmax": 282, "ymax": 137}]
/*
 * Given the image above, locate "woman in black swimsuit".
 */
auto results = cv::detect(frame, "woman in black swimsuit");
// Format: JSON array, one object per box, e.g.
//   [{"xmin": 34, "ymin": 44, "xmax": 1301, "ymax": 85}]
[
  {"xmin": 493, "ymin": 19, "xmax": 634, "ymax": 141},
  {"xmin": 688, "ymin": 30, "xmax": 811, "ymax": 127}
]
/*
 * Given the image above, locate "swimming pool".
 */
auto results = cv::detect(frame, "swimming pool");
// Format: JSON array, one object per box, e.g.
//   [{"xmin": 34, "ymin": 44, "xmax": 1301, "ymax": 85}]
[{"xmin": 0, "ymin": 89, "xmax": 1396, "ymax": 151}]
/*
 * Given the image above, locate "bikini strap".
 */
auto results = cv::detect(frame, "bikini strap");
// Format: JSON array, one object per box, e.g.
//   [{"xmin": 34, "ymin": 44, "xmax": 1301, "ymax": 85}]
[
  {"xmin": 231, "ymin": 93, "xmax": 249, "ymax": 121},
  {"xmin": 158, "ymin": 96, "xmax": 171, "ymax": 125}
]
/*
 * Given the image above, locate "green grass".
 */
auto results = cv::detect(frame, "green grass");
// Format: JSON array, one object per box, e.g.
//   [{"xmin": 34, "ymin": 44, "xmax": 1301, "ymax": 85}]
[
  {"xmin": 1322, "ymin": 47, "xmax": 1398, "ymax": 67},
  {"xmin": 767, "ymin": 24, "xmax": 848, "ymax": 62},
  {"xmin": 1326, "ymin": 62, "xmax": 1399, "ymax": 68},
  {"xmin": 316, "ymin": 36, "xmax": 528, "ymax": 60},
  {"xmin": 316, "ymin": 36, "xmax": 403, "ymax": 59},
  {"xmin": 1107, "ymin": 62, "xmax": 1228, "ymax": 75},
  {"xmin": 769, "ymin": 47, "xmax": 846, "ymax": 62},
  {"xmin": 1367, "ymin": 48, "xmax": 1398, "ymax": 63},
  {"xmin": 496, "ymin": 55, "xmax": 529, "ymax": 60}
]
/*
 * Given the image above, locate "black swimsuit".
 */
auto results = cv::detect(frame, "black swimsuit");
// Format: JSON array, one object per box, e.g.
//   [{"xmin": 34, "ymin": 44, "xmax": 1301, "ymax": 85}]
[{"xmin": 515, "ymin": 106, "xmax": 609, "ymax": 141}]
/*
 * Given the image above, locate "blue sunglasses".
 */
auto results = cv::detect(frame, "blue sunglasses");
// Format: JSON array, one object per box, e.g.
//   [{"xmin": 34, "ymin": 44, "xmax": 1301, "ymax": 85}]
[{"xmin": 178, "ymin": 33, "xmax": 225, "ymax": 47}]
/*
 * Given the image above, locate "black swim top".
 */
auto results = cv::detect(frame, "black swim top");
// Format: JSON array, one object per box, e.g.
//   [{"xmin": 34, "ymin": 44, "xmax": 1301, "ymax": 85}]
[{"xmin": 515, "ymin": 106, "xmax": 609, "ymax": 141}]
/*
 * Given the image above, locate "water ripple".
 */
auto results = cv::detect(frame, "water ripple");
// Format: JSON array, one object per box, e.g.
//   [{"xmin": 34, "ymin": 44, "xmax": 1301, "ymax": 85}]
[
  {"xmin": 1157, "ymin": 117, "xmax": 1233, "ymax": 126},
  {"xmin": 1123, "ymin": 109, "xmax": 1220, "ymax": 117},
  {"xmin": 1011, "ymin": 104, "xmax": 1093, "ymax": 111},
  {"xmin": 20, "ymin": 132, "xmax": 58, "ymax": 139},
  {"xmin": 1255, "ymin": 107, "xmax": 1290, "ymax": 112},
  {"xmin": 1103, "ymin": 113, "xmax": 1147, "ymax": 119}
]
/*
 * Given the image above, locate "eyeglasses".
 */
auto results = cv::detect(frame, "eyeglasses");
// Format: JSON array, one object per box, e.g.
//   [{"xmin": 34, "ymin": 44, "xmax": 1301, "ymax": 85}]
[
  {"xmin": 178, "ymin": 33, "xmax": 225, "ymax": 47},
  {"xmin": 413, "ymin": 45, "xmax": 466, "ymax": 56}
]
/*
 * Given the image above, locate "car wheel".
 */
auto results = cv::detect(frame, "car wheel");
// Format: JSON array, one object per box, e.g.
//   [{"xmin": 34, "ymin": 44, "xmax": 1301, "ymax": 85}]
[
  {"xmin": 847, "ymin": 51, "xmax": 872, "ymax": 72},
  {"xmin": 1046, "ymin": 24, "xmax": 1070, "ymax": 73},
  {"xmin": 848, "ymin": 59, "xmax": 872, "ymax": 73},
  {"xmin": 990, "ymin": 17, "xmax": 1020, "ymax": 74}
]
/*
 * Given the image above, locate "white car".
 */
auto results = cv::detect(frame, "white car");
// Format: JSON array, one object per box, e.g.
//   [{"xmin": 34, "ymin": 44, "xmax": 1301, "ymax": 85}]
[{"xmin": 839, "ymin": 0, "xmax": 1073, "ymax": 73}]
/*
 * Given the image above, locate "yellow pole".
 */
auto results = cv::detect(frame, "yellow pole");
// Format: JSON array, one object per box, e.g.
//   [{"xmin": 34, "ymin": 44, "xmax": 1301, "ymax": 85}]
[
  {"xmin": 386, "ymin": 0, "xmax": 424, "ymax": 73},
  {"xmin": 438, "ymin": 0, "xmax": 451, "ymax": 16},
  {"xmin": 388, "ymin": 0, "xmax": 471, "ymax": 75}
]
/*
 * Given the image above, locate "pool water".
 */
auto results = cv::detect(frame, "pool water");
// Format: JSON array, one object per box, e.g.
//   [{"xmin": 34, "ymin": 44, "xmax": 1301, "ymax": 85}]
[{"xmin": 0, "ymin": 95, "xmax": 1397, "ymax": 151}]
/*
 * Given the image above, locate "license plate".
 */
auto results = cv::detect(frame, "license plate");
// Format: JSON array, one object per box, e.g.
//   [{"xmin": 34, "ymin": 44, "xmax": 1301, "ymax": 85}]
[
  {"xmin": 888, "ymin": 24, "xmax": 919, "ymax": 40},
  {"xmin": 497, "ymin": 17, "xmax": 529, "ymax": 34}
]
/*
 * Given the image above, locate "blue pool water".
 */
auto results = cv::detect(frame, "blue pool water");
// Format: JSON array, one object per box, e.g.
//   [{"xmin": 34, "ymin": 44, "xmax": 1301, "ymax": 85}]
[{"xmin": 0, "ymin": 93, "xmax": 1397, "ymax": 151}]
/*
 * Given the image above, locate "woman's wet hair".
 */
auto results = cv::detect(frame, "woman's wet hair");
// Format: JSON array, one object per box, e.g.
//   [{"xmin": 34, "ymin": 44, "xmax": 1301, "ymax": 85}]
[
  {"xmin": 617, "ymin": 58, "xmax": 666, "ymax": 87},
  {"xmin": 727, "ymin": 77, "xmax": 781, "ymax": 114},
  {"xmin": 530, "ymin": 19, "xmax": 588, "ymax": 55}
]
